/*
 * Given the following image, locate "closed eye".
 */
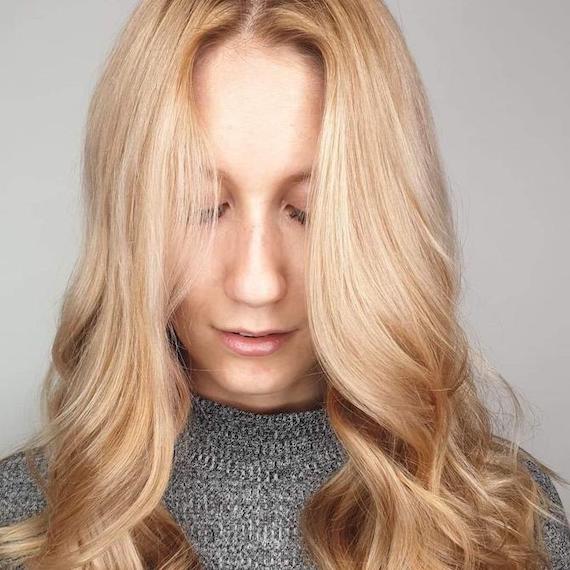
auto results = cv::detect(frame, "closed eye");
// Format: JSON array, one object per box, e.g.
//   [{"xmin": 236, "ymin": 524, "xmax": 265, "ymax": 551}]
[
  {"xmin": 287, "ymin": 206, "xmax": 307, "ymax": 225},
  {"xmin": 199, "ymin": 203, "xmax": 228, "ymax": 225},
  {"xmin": 199, "ymin": 203, "xmax": 308, "ymax": 226}
]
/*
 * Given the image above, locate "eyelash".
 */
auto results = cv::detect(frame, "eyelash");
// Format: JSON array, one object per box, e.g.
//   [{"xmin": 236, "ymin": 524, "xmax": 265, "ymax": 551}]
[{"xmin": 200, "ymin": 203, "xmax": 307, "ymax": 226}]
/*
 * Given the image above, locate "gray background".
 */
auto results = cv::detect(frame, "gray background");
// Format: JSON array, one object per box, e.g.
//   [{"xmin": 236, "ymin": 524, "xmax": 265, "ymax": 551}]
[{"xmin": 1, "ymin": 1, "xmax": 568, "ymax": 513}]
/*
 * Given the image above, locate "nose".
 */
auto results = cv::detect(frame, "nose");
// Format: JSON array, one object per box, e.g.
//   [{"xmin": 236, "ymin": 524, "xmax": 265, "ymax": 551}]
[{"xmin": 224, "ymin": 220, "xmax": 287, "ymax": 308}]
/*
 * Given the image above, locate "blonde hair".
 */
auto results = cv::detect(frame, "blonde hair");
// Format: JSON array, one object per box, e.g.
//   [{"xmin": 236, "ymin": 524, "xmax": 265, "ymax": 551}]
[{"xmin": 1, "ymin": 0, "xmax": 567, "ymax": 568}]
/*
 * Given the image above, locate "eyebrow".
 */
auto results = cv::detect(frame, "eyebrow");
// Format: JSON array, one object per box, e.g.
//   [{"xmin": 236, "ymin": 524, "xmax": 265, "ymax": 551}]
[{"xmin": 204, "ymin": 167, "xmax": 313, "ymax": 187}]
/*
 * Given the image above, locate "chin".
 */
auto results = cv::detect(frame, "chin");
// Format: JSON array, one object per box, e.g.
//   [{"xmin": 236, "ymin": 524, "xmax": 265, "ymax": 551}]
[{"xmin": 200, "ymin": 360, "xmax": 300, "ymax": 399}]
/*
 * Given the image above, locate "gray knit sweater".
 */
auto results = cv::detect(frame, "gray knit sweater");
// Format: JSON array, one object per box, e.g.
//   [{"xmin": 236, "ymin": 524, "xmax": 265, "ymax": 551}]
[{"xmin": 1, "ymin": 393, "xmax": 569, "ymax": 569}]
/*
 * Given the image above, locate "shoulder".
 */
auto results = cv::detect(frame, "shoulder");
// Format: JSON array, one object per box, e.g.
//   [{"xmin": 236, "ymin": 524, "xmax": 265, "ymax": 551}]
[
  {"xmin": 0, "ymin": 448, "xmax": 47, "ymax": 527},
  {"xmin": 519, "ymin": 449, "xmax": 570, "ymax": 569}
]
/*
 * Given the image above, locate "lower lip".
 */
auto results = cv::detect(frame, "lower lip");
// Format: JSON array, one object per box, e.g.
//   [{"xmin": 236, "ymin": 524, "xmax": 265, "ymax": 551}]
[{"xmin": 218, "ymin": 330, "xmax": 295, "ymax": 356}]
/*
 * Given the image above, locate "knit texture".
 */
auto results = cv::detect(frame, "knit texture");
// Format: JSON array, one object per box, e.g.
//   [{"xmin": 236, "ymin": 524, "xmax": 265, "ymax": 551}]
[
  {"xmin": 163, "ymin": 394, "xmax": 347, "ymax": 569},
  {"xmin": 0, "ymin": 392, "xmax": 569, "ymax": 569}
]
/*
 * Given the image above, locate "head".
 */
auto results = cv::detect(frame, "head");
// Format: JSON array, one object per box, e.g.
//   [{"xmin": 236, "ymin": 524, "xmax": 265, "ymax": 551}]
[
  {"xmin": 0, "ymin": 1, "xmax": 557, "ymax": 569},
  {"xmin": 172, "ymin": 38, "xmax": 326, "ymax": 413}
]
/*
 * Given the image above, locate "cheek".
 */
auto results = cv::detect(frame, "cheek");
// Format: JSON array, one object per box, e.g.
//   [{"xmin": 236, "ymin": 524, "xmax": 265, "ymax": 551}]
[
  {"xmin": 172, "ymin": 293, "xmax": 201, "ymax": 342},
  {"xmin": 171, "ymin": 303, "xmax": 189, "ymax": 345},
  {"xmin": 172, "ymin": 254, "xmax": 218, "ymax": 329}
]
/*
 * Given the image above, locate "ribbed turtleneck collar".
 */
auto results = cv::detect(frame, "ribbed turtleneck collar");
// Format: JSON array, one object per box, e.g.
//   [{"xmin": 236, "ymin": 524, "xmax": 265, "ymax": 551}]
[
  {"xmin": 173, "ymin": 393, "xmax": 347, "ymax": 470},
  {"xmin": 161, "ymin": 393, "xmax": 350, "ymax": 568}
]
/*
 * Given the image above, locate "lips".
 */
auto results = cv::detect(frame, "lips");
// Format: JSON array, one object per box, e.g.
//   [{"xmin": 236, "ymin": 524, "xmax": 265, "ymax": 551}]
[
  {"xmin": 218, "ymin": 329, "xmax": 295, "ymax": 356},
  {"xmin": 235, "ymin": 332, "xmax": 265, "ymax": 338},
  {"xmin": 228, "ymin": 328, "xmax": 292, "ymax": 337}
]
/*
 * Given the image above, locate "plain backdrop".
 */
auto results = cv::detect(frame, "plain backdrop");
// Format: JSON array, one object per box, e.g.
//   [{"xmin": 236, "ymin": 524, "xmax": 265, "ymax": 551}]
[{"xmin": 1, "ymin": 1, "xmax": 568, "ymax": 513}]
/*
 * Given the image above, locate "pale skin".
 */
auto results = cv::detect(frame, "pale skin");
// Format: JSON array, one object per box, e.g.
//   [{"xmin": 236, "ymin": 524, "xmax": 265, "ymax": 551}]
[{"xmin": 172, "ymin": 40, "xmax": 326, "ymax": 414}]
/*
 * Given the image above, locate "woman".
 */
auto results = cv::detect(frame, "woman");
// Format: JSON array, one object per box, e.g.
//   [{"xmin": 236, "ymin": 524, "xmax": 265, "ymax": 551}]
[{"xmin": 1, "ymin": 0, "xmax": 569, "ymax": 568}]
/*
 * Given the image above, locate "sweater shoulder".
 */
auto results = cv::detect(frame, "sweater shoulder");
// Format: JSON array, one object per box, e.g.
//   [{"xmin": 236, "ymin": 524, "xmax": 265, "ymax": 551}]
[
  {"xmin": 520, "ymin": 451, "xmax": 570, "ymax": 569},
  {"xmin": 0, "ymin": 449, "xmax": 47, "ymax": 527}
]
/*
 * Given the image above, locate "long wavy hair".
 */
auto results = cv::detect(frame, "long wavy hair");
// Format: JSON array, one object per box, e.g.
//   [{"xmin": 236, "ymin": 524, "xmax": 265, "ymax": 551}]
[{"xmin": 0, "ymin": 0, "xmax": 567, "ymax": 568}]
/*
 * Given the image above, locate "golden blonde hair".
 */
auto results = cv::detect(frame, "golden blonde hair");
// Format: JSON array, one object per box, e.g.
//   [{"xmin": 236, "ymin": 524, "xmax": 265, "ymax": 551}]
[{"xmin": 1, "ymin": 0, "xmax": 567, "ymax": 568}]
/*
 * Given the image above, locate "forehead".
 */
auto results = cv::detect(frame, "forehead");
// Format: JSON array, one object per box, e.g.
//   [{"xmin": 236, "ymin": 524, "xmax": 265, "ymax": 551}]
[{"xmin": 193, "ymin": 40, "xmax": 323, "ymax": 190}]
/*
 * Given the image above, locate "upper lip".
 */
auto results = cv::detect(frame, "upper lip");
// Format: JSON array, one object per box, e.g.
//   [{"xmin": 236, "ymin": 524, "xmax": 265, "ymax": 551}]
[{"xmin": 221, "ymin": 327, "xmax": 294, "ymax": 336}]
